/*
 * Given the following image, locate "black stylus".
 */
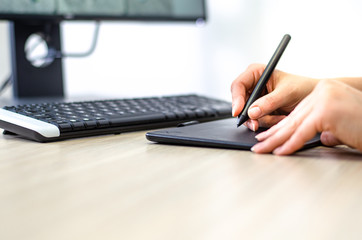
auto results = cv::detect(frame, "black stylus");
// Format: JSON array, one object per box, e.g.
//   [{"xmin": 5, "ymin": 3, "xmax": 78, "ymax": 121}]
[{"xmin": 236, "ymin": 34, "xmax": 291, "ymax": 127}]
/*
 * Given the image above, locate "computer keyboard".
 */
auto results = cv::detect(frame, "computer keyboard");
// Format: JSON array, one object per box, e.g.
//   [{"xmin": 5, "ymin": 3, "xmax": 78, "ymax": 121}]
[{"xmin": 0, "ymin": 94, "xmax": 232, "ymax": 142}]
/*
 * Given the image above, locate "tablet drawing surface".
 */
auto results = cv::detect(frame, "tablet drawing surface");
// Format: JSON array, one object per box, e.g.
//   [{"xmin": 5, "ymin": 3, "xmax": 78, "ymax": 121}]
[{"xmin": 146, "ymin": 118, "xmax": 322, "ymax": 151}]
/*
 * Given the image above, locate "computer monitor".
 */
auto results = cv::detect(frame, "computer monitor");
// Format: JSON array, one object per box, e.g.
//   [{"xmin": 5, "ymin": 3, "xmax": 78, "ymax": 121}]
[{"xmin": 0, "ymin": 0, "xmax": 206, "ymax": 98}]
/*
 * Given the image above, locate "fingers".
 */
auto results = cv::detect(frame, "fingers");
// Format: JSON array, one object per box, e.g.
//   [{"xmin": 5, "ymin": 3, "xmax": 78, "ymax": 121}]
[
  {"xmin": 231, "ymin": 91, "xmax": 245, "ymax": 117},
  {"xmin": 252, "ymin": 93, "xmax": 317, "ymax": 154},
  {"xmin": 252, "ymin": 116, "xmax": 317, "ymax": 155},
  {"xmin": 247, "ymin": 89, "xmax": 287, "ymax": 119},
  {"xmin": 272, "ymin": 117, "xmax": 318, "ymax": 155},
  {"xmin": 244, "ymin": 115, "xmax": 286, "ymax": 131},
  {"xmin": 244, "ymin": 119, "xmax": 258, "ymax": 132},
  {"xmin": 245, "ymin": 73, "xmax": 362, "ymax": 155},
  {"xmin": 231, "ymin": 74, "xmax": 247, "ymax": 117},
  {"xmin": 232, "ymin": 64, "xmax": 294, "ymax": 120},
  {"xmin": 258, "ymin": 115, "xmax": 287, "ymax": 129},
  {"xmin": 231, "ymin": 64, "xmax": 265, "ymax": 116},
  {"xmin": 254, "ymin": 116, "xmax": 289, "ymax": 141},
  {"xmin": 251, "ymin": 117, "xmax": 291, "ymax": 153}
]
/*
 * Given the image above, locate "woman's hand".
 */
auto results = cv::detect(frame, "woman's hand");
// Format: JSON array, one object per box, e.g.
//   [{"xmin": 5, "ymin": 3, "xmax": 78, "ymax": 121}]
[
  {"xmin": 231, "ymin": 64, "xmax": 318, "ymax": 131},
  {"xmin": 251, "ymin": 80, "xmax": 362, "ymax": 155}
]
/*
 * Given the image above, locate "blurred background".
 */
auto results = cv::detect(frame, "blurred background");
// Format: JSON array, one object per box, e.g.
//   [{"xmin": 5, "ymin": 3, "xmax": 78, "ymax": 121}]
[{"xmin": 1, "ymin": 0, "xmax": 362, "ymax": 101}]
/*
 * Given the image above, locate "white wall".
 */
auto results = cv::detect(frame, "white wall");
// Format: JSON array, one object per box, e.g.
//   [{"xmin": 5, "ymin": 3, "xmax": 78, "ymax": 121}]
[{"xmin": 1, "ymin": 0, "xmax": 362, "ymax": 101}]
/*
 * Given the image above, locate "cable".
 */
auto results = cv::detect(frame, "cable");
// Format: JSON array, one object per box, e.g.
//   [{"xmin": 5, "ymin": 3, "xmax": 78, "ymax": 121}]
[
  {"xmin": 55, "ymin": 20, "xmax": 101, "ymax": 58},
  {"xmin": 30, "ymin": 20, "xmax": 101, "ymax": 62}
]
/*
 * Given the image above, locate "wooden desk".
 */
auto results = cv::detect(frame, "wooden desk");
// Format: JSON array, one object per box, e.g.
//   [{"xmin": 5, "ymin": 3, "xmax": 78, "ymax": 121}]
[{"xmin": 1, "ymin": 130, "xmax": 362, "ymax": 240}]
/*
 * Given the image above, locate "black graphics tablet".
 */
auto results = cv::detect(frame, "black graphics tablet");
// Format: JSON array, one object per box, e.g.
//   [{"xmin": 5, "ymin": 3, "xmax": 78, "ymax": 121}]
[{"xmin": 146, "ymin": 118, "xmax": 322, "ymax": 151}]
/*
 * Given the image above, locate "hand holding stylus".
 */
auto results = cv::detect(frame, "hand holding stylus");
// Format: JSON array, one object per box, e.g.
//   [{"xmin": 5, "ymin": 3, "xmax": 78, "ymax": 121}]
[
  {"xmin": 231, "ymin": 65, "xmax": 362, "ymax": 155},
  {"xmin": 236, "ymin": 34, "xmax": 291, "ymax": 127}
]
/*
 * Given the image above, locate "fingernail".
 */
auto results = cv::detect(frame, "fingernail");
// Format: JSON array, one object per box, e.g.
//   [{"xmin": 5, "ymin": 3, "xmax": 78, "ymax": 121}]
[
  {"xmin": 232, "ymin": 102, "xmax": 238, "ymax": 117},
  {"xmin": 249, "ymin": 107, "xmax": 261, "ymax": 118},
  {"xmin": 251, "ymin": 143, "xmax": 261, "ymax": 153},
  {"xmin": 251, "ymin": 122, "xmax": 256, "ymax": 132}
]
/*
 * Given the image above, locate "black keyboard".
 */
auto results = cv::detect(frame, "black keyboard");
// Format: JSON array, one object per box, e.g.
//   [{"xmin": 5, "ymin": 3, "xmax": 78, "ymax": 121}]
[{"xmin": 0, "ymin": 94, "xmax": 231, "ymax": 142}]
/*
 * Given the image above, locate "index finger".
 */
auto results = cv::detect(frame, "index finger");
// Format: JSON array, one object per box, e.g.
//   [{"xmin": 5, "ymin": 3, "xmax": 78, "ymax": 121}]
[{"xmin": 231, "ymin": 64, "xmax": 265, "ymax": 116}]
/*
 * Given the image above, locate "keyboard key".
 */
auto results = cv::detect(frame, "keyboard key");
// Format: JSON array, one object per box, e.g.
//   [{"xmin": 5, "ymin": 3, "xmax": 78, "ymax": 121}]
[
  {"xmin": 84, "ymin": 120, "xmax": 97, "ymax": 129},
  {"xmin": 164, "ymin": 112, "xmax": 177, "ymax": 120},
  {"xmin": 72, "ymin": 122, "xmax": 86, "ymax": 130},
  {"xmin": 58, "ymin": 123, "xmax": 72, "ymax": 132},
  {"xmin": 184, "ymin": 110, "xmax": 196, "ymax": 118},
  {"xmin": 97, "ymin": 119, "xmax": 110, "ymax": 128},
  {"xmin": 194, "ymin": 109, "xmax": 205, "ymax": 117},
  {"xmin": 174, "ymin": 111, "xmax": 186, "ymax": 119}
]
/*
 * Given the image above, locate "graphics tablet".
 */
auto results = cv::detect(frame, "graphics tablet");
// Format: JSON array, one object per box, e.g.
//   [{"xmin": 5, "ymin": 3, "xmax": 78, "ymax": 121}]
[{"xmin": 146, "ymin": 118, "xmax": 322, "ymax": 151}]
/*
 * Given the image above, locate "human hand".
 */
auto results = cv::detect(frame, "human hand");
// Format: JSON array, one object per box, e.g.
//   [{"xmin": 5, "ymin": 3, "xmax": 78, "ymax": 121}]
[
  {"xmin": 251, "ymin": 79, "xmax": 362, "ymax": 155},
  {"xmin": 231, "ymin": 64, "xmax": 318, "ymax": 131}
]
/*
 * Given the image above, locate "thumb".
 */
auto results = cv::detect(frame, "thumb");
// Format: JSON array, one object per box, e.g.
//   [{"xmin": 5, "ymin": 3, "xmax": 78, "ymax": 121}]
[{"xmin": 248, "ymin": 90, "xmax": 285, "ymax": 119}]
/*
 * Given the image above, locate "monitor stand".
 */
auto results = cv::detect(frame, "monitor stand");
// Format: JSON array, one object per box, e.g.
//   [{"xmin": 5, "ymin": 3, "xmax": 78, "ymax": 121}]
[{"xmin": 9, "ymin": 20, "xmax": 64, "ymax": 99}]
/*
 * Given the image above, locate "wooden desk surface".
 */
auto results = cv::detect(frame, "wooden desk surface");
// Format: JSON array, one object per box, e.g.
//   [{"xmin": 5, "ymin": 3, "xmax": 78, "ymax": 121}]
[{"xmin": 1, "ymin": 130, "xmax": 362, "ymax": 240}]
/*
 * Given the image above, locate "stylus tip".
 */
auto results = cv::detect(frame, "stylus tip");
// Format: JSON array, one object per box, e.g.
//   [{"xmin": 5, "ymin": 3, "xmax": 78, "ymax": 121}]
[{"xmin": 236, "ymin": 115, "xmax": 248, "ymax": 128}]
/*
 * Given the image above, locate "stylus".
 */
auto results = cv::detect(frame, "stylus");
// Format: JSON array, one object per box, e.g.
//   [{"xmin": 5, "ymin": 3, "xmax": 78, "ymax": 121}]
[{"xmin": 236, "ymin": 34, "xmax": 291, "ymax": 128}]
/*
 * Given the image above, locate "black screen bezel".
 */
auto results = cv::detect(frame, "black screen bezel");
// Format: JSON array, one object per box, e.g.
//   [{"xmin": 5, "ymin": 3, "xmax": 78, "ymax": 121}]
[{"xmin": 0, "ymin": 0, "xmax": 206, "ymax": 22}]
